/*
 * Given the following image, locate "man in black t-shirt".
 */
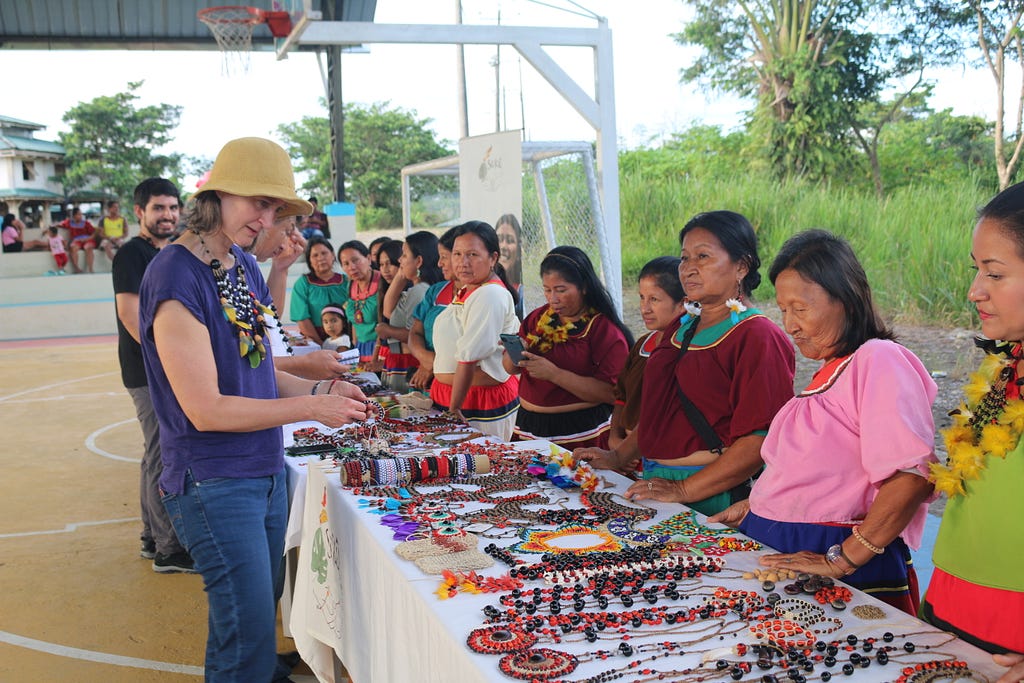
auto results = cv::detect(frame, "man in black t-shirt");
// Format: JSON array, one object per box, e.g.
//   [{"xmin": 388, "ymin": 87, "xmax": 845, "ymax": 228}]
[{"xmin": 112, "ymin": 178, "xmax": 194, "ymax": 573}]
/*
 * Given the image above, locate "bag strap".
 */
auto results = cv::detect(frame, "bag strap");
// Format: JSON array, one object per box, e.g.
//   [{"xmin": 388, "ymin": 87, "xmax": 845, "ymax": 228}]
[{"xmin": 674, "ymin": 319, "xmax": 725, "ymax": 454}]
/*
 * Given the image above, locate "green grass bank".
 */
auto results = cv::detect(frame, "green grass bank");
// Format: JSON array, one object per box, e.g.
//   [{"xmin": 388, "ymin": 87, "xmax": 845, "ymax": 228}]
[{"xmin": 619, "ymin": 172, "xmax": 989, "ymax": 327}]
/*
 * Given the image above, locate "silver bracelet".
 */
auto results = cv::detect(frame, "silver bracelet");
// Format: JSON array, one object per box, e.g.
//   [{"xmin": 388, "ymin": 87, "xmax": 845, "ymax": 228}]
[{"xmin": 310, "ymin": 380, "xmax": 323, "ymax": 395}]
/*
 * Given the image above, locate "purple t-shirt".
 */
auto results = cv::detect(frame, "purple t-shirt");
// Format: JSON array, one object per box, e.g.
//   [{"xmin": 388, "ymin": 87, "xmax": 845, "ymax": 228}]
[{"xmin": 139, "ymin": 243, "xmax": 283, "ymax": 495}]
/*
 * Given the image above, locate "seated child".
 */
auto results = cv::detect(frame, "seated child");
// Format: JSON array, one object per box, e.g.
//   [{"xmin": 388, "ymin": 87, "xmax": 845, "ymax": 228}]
[
  {"xmin": 46, "ymin": 226, "xmax": 68, "ymax": 275},
  {"xmin": 97, "ymin": 200, "xmax": 127, "ymax": 261},
  {"xmin": 320, "ymin": 304, "xmax": 352, "ymax": 352},
  {"xmin": 59, "ymin": 208, "xmax": 97, "ymax": 273}
]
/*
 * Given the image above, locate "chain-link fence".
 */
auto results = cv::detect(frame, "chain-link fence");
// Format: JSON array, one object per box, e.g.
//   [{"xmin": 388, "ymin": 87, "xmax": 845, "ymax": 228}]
[{"xmin": 403, "ymin": 142, "xmax": 610, "ymax": 316}]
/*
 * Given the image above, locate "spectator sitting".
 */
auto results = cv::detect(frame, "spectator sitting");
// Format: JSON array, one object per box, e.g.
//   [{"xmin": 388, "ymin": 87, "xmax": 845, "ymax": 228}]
[
  {"xmin": 300, "ymin": 196, "xmax": 328, "ymax": 239},
  {"xmin": 45, "ymin": 226, "xmax": 68, "ymax": 275},
  {"xmin": 60, "ymin": 208, "xmax": 98, "ymax": 273},
  {"xmin": 2, "ymin": 213, "xmax": 47, "ymax": 252},
  {"xmin": 321, "ymin": 304, "xmax": 353, "ymax": 352},
  {"xmin": 97, "ymin": 200, "xmax": 128, "ymax": 261}
]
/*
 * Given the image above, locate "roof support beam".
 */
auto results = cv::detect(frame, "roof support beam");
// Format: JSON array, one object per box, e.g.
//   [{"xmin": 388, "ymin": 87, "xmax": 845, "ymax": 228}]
[{"xmin": 298, "ymin": 19, "xmax": 623, "ymax": 311}]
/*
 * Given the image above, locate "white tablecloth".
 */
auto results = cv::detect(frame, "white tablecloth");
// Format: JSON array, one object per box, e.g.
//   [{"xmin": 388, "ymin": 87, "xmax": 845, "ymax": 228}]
[{"xmin": 283, "ymin": 440, "xmax": 1007, "ymax": 683}]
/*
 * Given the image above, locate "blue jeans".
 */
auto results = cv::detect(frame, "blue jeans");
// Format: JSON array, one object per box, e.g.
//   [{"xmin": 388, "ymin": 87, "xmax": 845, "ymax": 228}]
[{"xmin": 163, "ymin": 468, "xmax": 288, "ymax": 683}]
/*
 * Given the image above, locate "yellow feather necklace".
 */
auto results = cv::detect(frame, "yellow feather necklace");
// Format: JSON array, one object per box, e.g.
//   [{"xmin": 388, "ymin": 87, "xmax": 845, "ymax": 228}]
[{"xmin": 930, "ymin": 342, "xmax": 1024, "ymax": 497}]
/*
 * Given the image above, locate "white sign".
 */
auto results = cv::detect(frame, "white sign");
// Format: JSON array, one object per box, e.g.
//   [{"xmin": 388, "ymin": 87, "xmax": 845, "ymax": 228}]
[{"xmin": 458, "ymin": 130, "xmax": 522, "ymax": 228}]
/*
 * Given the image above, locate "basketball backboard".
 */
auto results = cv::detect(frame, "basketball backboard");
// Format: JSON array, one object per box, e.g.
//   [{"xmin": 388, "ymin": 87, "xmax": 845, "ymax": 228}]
[{"xmin": 273, "ymin": 0, "xmax": 322, "ymax": 59}]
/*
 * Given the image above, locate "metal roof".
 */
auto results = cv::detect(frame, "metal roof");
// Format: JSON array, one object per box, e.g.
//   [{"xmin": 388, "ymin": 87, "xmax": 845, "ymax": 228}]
[
  {"xmin": 0, "ymin": 114, "xmax": 45, "ymax": 130},
  {"xmin": 0, "ymin": 187, "xmax": 65, "ymax": 200},
  {"xmin": 0, "ymin": 0, "xmax": 377, "ymax": 51},
  {"xmin": 0, "ymin": 135, "xmax": 65, "ymax": 155}
]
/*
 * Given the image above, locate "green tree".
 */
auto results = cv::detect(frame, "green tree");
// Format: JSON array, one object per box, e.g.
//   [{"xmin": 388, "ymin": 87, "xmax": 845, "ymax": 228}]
[
  {"xmin": 872, "ymin": 101, "xmax": 993, "ymax": 192},
  {"xmin": 277, "ymin": 101, "xmax": 453, "ymax": 228},
  {"xmin": 676, "ymin": 1, "xmax": 964, "ymax": 182},
  {"xmin": 276, "ymin": 111, "xmax": 332, "ymax": 201},
  {"xmin": 619, "ymin": 125, "xmax": 752, "ymax": 180},
  {"xmin": 59, "ymin": 81, "xmax": 183, "ymax": 203},
  {"xmin": 968, "ymin": 1, "xmax": 1024, "ymax": 189}
]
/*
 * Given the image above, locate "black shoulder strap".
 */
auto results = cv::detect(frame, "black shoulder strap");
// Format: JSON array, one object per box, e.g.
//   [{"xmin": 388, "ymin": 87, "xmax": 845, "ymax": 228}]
[{"xmin": 674, "ymin": 319, "xmax": 724, "ymax": 454}]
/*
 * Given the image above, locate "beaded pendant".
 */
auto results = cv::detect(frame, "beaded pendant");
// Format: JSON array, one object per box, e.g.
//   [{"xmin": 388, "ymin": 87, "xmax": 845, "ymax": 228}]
[
  {"xmin": 210, "ymin": 258, "xmax": 272, "ymax": 368},
  {"xmin": 498, "ymin": 647, "xmax": 578, "ymax": 680}
]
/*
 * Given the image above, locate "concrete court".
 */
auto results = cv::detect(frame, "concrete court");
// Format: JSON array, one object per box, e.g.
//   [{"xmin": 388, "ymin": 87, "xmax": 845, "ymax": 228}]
[{"xmin": 0, "ymin": 335, "xmax": 313, "ymax": 683}]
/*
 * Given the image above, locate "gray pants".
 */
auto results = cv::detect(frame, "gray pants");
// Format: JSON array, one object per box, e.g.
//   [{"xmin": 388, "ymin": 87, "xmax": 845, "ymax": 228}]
[{"xmin": 128, "ymin": 385, "xmax": 184, "ymax": 556}]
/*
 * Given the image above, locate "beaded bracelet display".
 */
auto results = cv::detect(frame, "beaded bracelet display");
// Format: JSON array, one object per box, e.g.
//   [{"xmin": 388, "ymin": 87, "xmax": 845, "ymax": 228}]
[
  {"xmin": 537, "ymin": 553, "xmax": 725, "ymax": 586},
  {"xmin": 337, "ymin": 453, "xmax": 490, "ymax": 486}
]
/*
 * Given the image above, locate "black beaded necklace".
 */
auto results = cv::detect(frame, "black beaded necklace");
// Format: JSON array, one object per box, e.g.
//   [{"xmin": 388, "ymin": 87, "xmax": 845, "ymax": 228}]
[{"xmin": 195, "ymin": 231, "xmax": 271, "ymax": 368}]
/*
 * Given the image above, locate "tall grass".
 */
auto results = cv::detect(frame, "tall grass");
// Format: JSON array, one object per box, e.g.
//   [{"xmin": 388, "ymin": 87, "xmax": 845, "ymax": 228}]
[{"xmin": 619, "ymin": 170, "xmax": 987, "ymax": 327}]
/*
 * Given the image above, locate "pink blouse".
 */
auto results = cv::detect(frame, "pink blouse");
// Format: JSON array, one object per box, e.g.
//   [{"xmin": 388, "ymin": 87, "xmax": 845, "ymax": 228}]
[{"xmin": 749, "ymin": 339, "xmax": 938, "ymax": 549}]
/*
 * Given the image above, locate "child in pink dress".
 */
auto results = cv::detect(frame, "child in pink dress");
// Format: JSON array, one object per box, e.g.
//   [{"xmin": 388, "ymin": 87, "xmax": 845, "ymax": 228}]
[{"xmin": 46, "ymin": 226, "xmax": 68, "ymax": 275}]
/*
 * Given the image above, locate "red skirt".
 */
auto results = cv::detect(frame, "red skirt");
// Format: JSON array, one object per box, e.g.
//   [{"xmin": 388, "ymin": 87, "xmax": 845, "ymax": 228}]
[
  {"xmin": 430, "ymin": 377, "xmax": 519, "ymax": 424},
  {"xmin": 922, "ymin": 568, "xmax": 1024, "ymax": 652}
]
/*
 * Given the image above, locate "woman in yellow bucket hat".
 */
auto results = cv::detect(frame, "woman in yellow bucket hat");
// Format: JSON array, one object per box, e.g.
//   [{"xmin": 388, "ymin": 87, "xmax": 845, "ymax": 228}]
[{"xmin": 137, "ymin": 138, "xmax": 373, "ymax": 682}]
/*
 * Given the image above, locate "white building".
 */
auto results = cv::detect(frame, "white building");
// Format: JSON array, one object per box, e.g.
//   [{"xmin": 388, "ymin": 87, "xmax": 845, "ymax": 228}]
[{"xmin": 0, "ymin": 115, "xmax": 67, "ymax": 230}]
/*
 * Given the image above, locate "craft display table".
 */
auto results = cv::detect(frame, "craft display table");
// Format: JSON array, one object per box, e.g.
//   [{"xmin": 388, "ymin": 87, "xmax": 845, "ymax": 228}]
[{"xmin": 282, "ymin": 425, "xmax": 1003, "ymax": 683}]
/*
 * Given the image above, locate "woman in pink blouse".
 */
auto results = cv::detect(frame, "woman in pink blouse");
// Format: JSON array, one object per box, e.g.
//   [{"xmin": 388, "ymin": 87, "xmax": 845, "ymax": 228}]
[{"xmin": 710, "ymin": 229, "xmax": 937, "ymax": 615}]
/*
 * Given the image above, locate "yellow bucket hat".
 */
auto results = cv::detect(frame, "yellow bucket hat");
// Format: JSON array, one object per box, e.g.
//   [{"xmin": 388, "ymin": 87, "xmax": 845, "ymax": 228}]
[{"xmin": 195, "ymin": 137, "xmax": 313, "ymax": 217}]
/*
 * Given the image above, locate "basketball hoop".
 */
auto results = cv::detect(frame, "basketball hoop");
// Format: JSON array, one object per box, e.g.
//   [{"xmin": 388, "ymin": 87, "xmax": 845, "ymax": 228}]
[{"xmin": 198, "ymin": 5, "xmax": 293, "ymax": 75}]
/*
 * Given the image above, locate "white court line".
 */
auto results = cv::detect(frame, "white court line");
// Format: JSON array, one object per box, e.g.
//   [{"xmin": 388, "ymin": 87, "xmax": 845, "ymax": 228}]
[
  {"xmin": 85, "ymin": 418, "xmax": 142, "ymax": 463},
  {"xmin": 0, "ymin": 630, "xmax": 203, "ymax": 675},
  {"xmin": 0, "ymin": 517, "xmax": 140, "ymax": 539},
  {"xmin": 0, "ymin": 372, "xmax": 118, "ymax": 402},
  {"xmin": 3, "ymin": 391, "xmax": 125, "ymax": 405}
]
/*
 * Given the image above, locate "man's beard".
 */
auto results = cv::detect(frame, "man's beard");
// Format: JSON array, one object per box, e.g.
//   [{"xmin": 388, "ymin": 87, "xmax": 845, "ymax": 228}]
[{"xmin": 147, "ymin": 220, "xmax": 176, "ymax": 239}]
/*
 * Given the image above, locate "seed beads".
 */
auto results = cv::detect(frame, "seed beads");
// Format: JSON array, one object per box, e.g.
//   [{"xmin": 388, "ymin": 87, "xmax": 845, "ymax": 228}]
[{"xmin": 851, "ymin": 604, "xmax": 886, "ymax": 620}]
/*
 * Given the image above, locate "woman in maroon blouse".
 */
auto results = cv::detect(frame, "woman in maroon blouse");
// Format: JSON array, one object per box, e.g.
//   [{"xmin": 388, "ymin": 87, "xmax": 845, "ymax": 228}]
[
  {"xmin": 582, "ymin": 211, "xmax": 795, "ymax": 516},
  {"xmin": 505, "ymin": 245, "xmax": 633, "ymax": 449}
]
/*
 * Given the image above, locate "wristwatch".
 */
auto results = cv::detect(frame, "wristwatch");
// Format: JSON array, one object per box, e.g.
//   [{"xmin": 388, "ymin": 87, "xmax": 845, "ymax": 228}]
[{"xmin": 825, "ymin": 544, "xmax": 857, "ymax": 576}]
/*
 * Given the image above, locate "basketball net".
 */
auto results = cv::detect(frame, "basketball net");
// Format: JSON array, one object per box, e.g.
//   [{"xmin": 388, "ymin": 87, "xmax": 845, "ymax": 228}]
[{"xmin": 198, "ymin": 6, "xmax": 263, "ymax": 76}]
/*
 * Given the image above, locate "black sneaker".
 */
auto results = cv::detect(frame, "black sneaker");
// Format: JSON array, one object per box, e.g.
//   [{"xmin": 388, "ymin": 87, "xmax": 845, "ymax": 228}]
[
  {"xmin": 153, "ymin": 551, "xmax": 198, "ymax": 574},
  {"xmin": 140, "ymin": 539, "xmax": 156, "ymax": 560}
]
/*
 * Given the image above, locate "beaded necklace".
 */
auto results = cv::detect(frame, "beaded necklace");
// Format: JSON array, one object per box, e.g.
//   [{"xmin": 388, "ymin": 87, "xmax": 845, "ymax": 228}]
[
  {"xmin": 524, "ymin": 307, "xmax": 597, "ymax": 354},
  {"xmin": 195, "ymin": 232, "xmax": 272, "ymax": 368},
  {"xmin": 930, "ymin": 341, "xmax": 1024, "ymax": 497},
  {"xmin": 348, "ymin": 271, "xmax": 379, "ymax": 324}
]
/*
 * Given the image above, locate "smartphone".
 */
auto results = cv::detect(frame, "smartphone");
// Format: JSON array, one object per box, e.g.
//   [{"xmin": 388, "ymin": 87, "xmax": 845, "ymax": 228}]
[{"xmin": 500, "ymin": 333, "xmax": 526, "ymax": 364}]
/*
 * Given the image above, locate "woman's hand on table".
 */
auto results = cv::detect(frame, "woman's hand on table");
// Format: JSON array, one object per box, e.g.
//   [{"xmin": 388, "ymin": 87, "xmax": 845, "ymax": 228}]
[
  {"xmin": 706, "ymin": 500, "xmax": 750, "ymax": 529},
  {"xmin": 410, "ymin": 365, "xmax": 434, "ymax": 390},
  {"xmin": 623, "ymin": 477, "xmax": 686, "ymax": 503},
  {"xmin": 994, "ymin": 653, "xmax": 1024, "ymax": 683},
  {"xmin": 516, "ymin": 351, "xmax": 559, "ymax": 381},
  {"xmin": 573, "ymin": 447, "xmax": 638, "ymax": 477},
  {"xmin": 443, "ymin": 408, "xmax": 467, "ymax": 424},
  {"xmin": 759, "ymin": 550, "xmax": 844, "ymax": 579}
]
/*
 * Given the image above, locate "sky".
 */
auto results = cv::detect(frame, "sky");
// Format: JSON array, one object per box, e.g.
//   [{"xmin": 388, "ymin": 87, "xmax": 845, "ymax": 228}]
[{"xmin": 0, "ymin": 0, "xmax": 1003, "ymax": 189}]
